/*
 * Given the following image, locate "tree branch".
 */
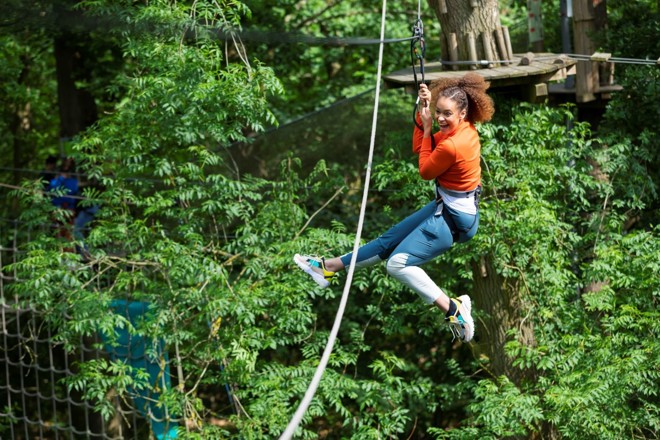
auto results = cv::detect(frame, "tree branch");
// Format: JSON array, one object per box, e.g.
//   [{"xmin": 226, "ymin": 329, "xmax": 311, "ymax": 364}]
[{"xmin": 294, "ymin": 186, "xmax": 344, "ymax": 240}]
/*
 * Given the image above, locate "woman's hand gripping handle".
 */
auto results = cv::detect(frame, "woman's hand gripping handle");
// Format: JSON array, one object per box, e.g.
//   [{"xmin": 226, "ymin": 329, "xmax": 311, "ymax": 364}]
[{"xmin": 418, "ymin": 83, "xmax": 433, "ymax": 137}]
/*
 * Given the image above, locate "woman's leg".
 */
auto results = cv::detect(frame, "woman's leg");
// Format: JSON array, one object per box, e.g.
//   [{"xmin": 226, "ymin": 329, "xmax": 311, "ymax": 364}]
[
  {"xmin": 386, "ymin": 207, "xmax": 479, "ymax": 308},
  {"xmin": 385, "ymin": 211, "xmax": 455, "ymax": 309},
  {"xmin": 294, "ymin": 201, "xmax": 436, "ymax": 286},
  {"xmin": 333, "ymin": 200, "xmax": 437, "ymax": 270},
  {"xmin": 385, "ymin": 207, "xmax": 479, "ymax": 341},
  {"xmin": 448, "ymin": 206, "xmax": 480, "ymax": 243}
]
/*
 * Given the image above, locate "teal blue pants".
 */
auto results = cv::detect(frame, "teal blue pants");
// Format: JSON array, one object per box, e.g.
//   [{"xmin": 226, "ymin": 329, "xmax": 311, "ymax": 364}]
[{"xmin": 339, "ymin": 200, "xmax": 478, "ymax": 303}]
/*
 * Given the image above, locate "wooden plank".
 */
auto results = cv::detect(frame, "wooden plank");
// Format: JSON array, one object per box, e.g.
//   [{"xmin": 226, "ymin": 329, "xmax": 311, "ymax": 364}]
[
  {"xmin": 392, "ymin": 53, "xmax": 576, "ymax": 74},
  {"xmin": 524, "ymin": 83, "xmax": 549, "ymax": 103},
  {"xmin": 590, "ymin": 52, "xmax": 611, "ymax": 62},
  {"xmin": 548, "ymin": 61, "xmax": 576, "ymax": 81},
  {"xmin": 490, "ymin": 65, "xmax": 534, "ymax": 78}
]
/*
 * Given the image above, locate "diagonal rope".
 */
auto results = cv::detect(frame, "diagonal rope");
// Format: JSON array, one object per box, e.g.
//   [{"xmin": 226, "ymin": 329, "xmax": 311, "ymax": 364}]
[{"xmin": 278, "ymin": 0, "xmax": 389, "ymax": 438}]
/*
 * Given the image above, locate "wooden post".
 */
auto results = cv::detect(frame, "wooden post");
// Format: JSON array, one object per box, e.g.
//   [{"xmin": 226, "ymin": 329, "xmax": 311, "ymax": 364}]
[
  {"xmin": 502, "ymin": 26, "xmax": 514, "ymax": 63},
  {"xmin": 594, "ymin": 0, "xmax": 614, "ymax": 88},
  {"xmin": 448, "ymin": 32, "xmax": 460, "ymax": 71},
  {"xmin": 494, "ymin": 27, "xmax": 508, "ymax": 64},
  {"xmin": 524, "ymin": 83, "xmax": 549, "ymax": 103},
  {"xmin": 438, "ymin": 0, "xmax": 448, "ymax": 14},
  {"xmin": 481, "ymin": 31, "xmax": 494, "ymax": 68},
  {"xmin": 467, "ymin": 32, "xmax": 478, "ymax": 70},
  {"xmin": 573, "ymin": 0, "xmax": 598, "ymax": 102},
  {"xmin": 590, "ymin": 52, "xmax": 611, "ymax": 62}
]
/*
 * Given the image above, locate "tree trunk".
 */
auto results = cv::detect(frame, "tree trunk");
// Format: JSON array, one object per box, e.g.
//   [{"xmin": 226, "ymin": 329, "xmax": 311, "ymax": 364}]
[
  {"xmin": 470, "ymin": 255, "xmax": 536, "ymax": 386},
  {"xmin": 427, "ymin": 0, "xmax": 508, "ymax": 70},
  {"xmin": 471, "ymin": 256, "xmax": 563, "ymax": 439}
]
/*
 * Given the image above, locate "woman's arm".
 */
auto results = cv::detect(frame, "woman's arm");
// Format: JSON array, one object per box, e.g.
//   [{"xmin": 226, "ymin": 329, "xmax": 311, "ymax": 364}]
[{"xmin": 418, "ymin": 137, "xmax": 455, "ymax": 180}]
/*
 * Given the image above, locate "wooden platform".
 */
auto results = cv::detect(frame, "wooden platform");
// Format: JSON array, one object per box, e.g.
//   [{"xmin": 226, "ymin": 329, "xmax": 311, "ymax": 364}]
[{"xmin": 384, "ymin": 52, "xmax": 577, "ymax": 96}]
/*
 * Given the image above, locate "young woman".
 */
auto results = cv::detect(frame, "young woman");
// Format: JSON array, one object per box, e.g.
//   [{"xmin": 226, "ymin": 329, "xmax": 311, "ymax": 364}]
[{"xmin": 294, "ymin": 73, "xmax": 495, "ymax": 343}]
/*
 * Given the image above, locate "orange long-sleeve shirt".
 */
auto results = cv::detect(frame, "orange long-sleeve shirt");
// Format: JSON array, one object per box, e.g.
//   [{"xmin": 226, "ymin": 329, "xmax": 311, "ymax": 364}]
[{"xmin": 412, "ymin": 119, "xmax": 481, "ymax": 192}]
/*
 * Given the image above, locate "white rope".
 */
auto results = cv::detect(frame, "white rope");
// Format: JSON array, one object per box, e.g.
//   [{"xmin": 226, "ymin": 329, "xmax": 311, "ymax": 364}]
[{"xmin": 278, "ymin": 0, "xmax": 389, "ymax": 438}]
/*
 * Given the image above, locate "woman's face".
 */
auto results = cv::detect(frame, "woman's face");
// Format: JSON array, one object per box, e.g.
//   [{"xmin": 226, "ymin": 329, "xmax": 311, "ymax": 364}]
[{"xmin": 434, "ymin": 96, "xmax": 466, "ymax": 134}]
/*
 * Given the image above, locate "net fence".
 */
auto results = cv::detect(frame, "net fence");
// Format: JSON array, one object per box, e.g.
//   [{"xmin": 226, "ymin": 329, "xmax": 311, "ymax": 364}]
[{"xmin": 0, "ymin": 217, "xmax": 180, "ymax": 440}]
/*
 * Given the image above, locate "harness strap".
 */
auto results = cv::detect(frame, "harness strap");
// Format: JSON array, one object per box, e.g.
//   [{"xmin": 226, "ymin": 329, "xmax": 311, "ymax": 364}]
[
  {"xmin": 436, "ymin": 183, "xmax": 482, "ymax": 199},
  {"xmin": 435, "ymin": 182, "xmax": 482, "ymax": 238},
  {"xmin": 436, "ymin": 195, "xmax": 481, "ymax": 243}
]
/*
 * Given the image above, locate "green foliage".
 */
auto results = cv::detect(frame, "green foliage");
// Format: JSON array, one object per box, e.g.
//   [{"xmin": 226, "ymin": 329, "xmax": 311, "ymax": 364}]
[
  {"xmin": 426, "ymin": 103, "xmax": 660, "ymax": 439},
  {"xmin": 467, "ymin": 104, "xmax": 597, "ymax": 314},
  {"xmin": 243, "ymin": 0, "xmax": 439, "ymax": 119},
  {"xmin": 3, "ymin": 1, "xmax": 660, "ymax": 439},
  {"xmin": 432, "ymin": 375, "xmax": 544, "ymax": 439},
  {"xmin": 0, "ymin": 29, "xmax": 59, "ymax": 204},
  {"xmin": 599, "ymin": 0, "xmax": 660, "ymax": 61},
  {"xmin": 65, "ymin": 358, "xmax": 152, "ymax": 421},
  {"xmin": 596, "ymin": 67, "xmax": 660, "ymax": 225},
  {"xmin": 528, "ymin": 228, "xmax": 660, "ymax": 440}
]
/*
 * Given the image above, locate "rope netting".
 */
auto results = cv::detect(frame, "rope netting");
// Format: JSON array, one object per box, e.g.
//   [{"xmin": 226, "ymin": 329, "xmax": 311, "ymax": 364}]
[{"xmin": 0, "ymin": 213, "xmax": 180, "ymax": 440}]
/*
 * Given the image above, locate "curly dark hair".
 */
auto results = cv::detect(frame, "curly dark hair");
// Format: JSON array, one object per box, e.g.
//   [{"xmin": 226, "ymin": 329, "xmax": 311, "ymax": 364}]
[{"xmin": 429, "ymin": 72, "xmax": 495, "ymax": 124}]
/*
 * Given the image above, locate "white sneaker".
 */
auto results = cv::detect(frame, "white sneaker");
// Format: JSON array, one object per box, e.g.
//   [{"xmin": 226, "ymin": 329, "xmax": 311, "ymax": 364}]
[
  {"xmin": 293, "ymin": 254, "xmax": 336, "ymax": 288},
  {"xmin": 445, "ymin": 295, "xmax": 474, "ymax": 342}
]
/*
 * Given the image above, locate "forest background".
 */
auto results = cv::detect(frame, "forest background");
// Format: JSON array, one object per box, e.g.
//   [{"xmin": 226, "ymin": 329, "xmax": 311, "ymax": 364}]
[{"xmin": 0, "ymin": 0, "xmax": 659, "ymax": 439}]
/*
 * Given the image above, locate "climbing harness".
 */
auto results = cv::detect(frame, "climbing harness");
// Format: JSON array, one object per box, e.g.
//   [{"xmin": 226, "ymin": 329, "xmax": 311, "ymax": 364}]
[
  {"xmin": 434, "ymin": 184, "xmax": 482, "ymax": 243},
  {"xmin": 435, "ymin": 184, "xmax": 482, "ymax": 201}
]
